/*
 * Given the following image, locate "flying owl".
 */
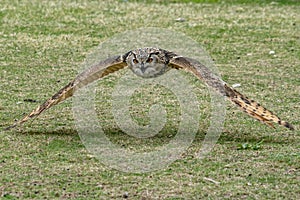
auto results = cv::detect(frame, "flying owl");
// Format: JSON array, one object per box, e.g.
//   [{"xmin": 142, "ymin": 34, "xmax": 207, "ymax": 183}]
[{"xmin": 6, "ymin": 47, "xmax": 294, "ymax": 131}]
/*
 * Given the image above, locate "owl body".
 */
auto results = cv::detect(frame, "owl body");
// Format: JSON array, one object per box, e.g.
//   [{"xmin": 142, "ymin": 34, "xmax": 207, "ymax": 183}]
[{"xmin": 6, "ymin": 47, "xmax": 294, "ymax": 131}]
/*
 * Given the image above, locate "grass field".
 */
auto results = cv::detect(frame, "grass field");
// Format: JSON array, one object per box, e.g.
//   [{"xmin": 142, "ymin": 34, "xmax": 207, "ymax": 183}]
[{"xmin": 1, "ymin": 0, "xmax": 299, "ymax": 199}]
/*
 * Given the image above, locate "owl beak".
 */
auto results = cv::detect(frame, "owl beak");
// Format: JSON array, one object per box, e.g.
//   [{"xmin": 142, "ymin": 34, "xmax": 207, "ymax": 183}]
[{"xmin": 141, "ymin": 64, "xmax": 147, "ymax": 73}]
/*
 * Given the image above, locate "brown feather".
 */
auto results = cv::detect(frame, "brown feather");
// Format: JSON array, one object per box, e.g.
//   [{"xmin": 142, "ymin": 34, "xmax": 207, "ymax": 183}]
[
  {"xmin": 168, "ymin": 54, "xmax": 294, "ymax": 130},
  {"xmin": 224, "ymin": 84, "xmax": 294, "ymax": 130},
  {"xmin": 6, "ymin": 55, "xmax": 127, "ymax": 130}
]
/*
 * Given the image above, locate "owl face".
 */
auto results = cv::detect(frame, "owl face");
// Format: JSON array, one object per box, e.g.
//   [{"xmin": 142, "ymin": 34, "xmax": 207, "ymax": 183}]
[{"xmin": 126, "ymin": 48, "xmax": 169, "ymax": 78}]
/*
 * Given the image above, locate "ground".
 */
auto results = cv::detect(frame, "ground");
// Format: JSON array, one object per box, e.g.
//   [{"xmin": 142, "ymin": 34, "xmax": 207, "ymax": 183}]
[{"xmin": 0, "ymin": 0, "xmax": 299, "ymax": 199}]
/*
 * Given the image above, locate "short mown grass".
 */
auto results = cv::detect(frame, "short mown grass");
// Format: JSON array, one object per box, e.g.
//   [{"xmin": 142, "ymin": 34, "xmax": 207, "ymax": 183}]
[{"xmin": 0, "ymin": 0, "xmax": 299, "ymax": 199}]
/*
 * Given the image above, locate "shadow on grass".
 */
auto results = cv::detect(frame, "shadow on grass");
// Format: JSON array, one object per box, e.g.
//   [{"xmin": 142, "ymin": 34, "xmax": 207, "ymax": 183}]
[
  {"xmin": 218, "ymin": 130, "xmax": 296, "ymax": 145},
  {"xmin": 2, "ymin": 123, "xmax": 295, "ymax": 146},
  {"xmin": 2, "ymin": 127, "xmax": 78, "ymax": 136}
]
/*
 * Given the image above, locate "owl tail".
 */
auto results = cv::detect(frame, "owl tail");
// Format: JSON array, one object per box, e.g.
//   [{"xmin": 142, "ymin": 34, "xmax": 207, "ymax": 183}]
[
  {"xmin": 5, "ymin": 81, "xmax": 76, "ymax": 130},
  {"xmin": 224, "ymin": 84, "xmax": 294, "ymax": 130}
]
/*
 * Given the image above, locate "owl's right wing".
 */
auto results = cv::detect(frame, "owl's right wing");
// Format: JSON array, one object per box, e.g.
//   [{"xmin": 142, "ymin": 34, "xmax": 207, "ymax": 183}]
[
  {"xmin": 6, "ymin": 54, "xmax": 129, "ymax": 130},
  {"xmin": 168, "ymin": 54, "xmax": 294, "ymax": 130}
]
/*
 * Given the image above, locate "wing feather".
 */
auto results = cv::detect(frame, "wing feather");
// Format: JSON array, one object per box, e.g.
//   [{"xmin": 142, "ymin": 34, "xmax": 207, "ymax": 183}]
[
  {"xmin": 169, "ymin": 55, "xmax": 226, "ymax": 96},
  {"xmin": 168, "ymin": 54, "xmax": 294, "ymax": 130},
  {"xmin": 6, "ymin": 55, "xmax": 128, "ymax": 130}
]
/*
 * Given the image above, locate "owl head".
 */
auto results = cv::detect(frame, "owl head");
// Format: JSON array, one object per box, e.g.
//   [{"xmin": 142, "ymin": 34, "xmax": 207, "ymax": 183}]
[{"xmin": 126, "ymin": 47, "xmax": 169, "ymax": 78}]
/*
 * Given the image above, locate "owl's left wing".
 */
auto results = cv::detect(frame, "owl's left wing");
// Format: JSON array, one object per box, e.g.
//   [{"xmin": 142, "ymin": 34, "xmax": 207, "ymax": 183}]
[
  {"xmin": 6, "ymin": 54, "xmax": 129, "ymax": 130},
  {"xmin": 168, "ymin": 54, "xmax": 294, "ymax": 130},
  {"xmin": 167, "ymin": 54, "xmax": 227, "ymax": 96}
]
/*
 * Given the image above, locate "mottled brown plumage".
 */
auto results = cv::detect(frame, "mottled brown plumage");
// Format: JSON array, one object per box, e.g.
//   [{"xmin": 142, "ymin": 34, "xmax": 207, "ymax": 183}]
[
  {"xmin": 5, "ymin": 55, "xmax": 127, "ymax": 130},
  {"xmin": 223, "ymin": 84, "xmax": 294, "ymax": 130},
  {"xmin": 6, "ymin": 47, "xmax": 294, "ymax": 131},
  {"xmin": 168, "ymin": 55, "xmax": 294, "ymax": 130}
]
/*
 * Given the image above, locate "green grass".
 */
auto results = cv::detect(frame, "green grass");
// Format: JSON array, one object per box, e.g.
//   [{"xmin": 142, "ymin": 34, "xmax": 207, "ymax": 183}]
[
  {"xmin": 133, "ymin": 0, "xmax": 300, "ymax": 5},
  {"xmin": 1, "ymin": 0, "xmax": 299, "ymax": 199}
]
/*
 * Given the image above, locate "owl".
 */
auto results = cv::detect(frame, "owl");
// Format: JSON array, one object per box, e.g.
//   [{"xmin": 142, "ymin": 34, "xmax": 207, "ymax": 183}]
[{"xmin": 6, "ymin": 47, "xmax": 294, "ymax": 131}]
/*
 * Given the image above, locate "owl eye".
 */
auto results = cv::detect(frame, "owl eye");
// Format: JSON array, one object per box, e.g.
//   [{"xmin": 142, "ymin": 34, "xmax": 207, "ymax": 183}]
[
  {"xmin": 133, "ymin": 58, "xmax": 138, "ymax": 64},
  {"xmin": 146, "ymin": 57, "xmax": 153, "ymax": 63}
]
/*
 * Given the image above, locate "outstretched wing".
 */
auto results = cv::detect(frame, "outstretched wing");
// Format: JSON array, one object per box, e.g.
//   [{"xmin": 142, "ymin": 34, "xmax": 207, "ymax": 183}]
[
  {"xmin": 6, "ymin": 54, "xmax": 128, "ymax": 130},
  {"xmin": 168, "ymin": 54, "xmax": 294, "ymax": 130}
]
